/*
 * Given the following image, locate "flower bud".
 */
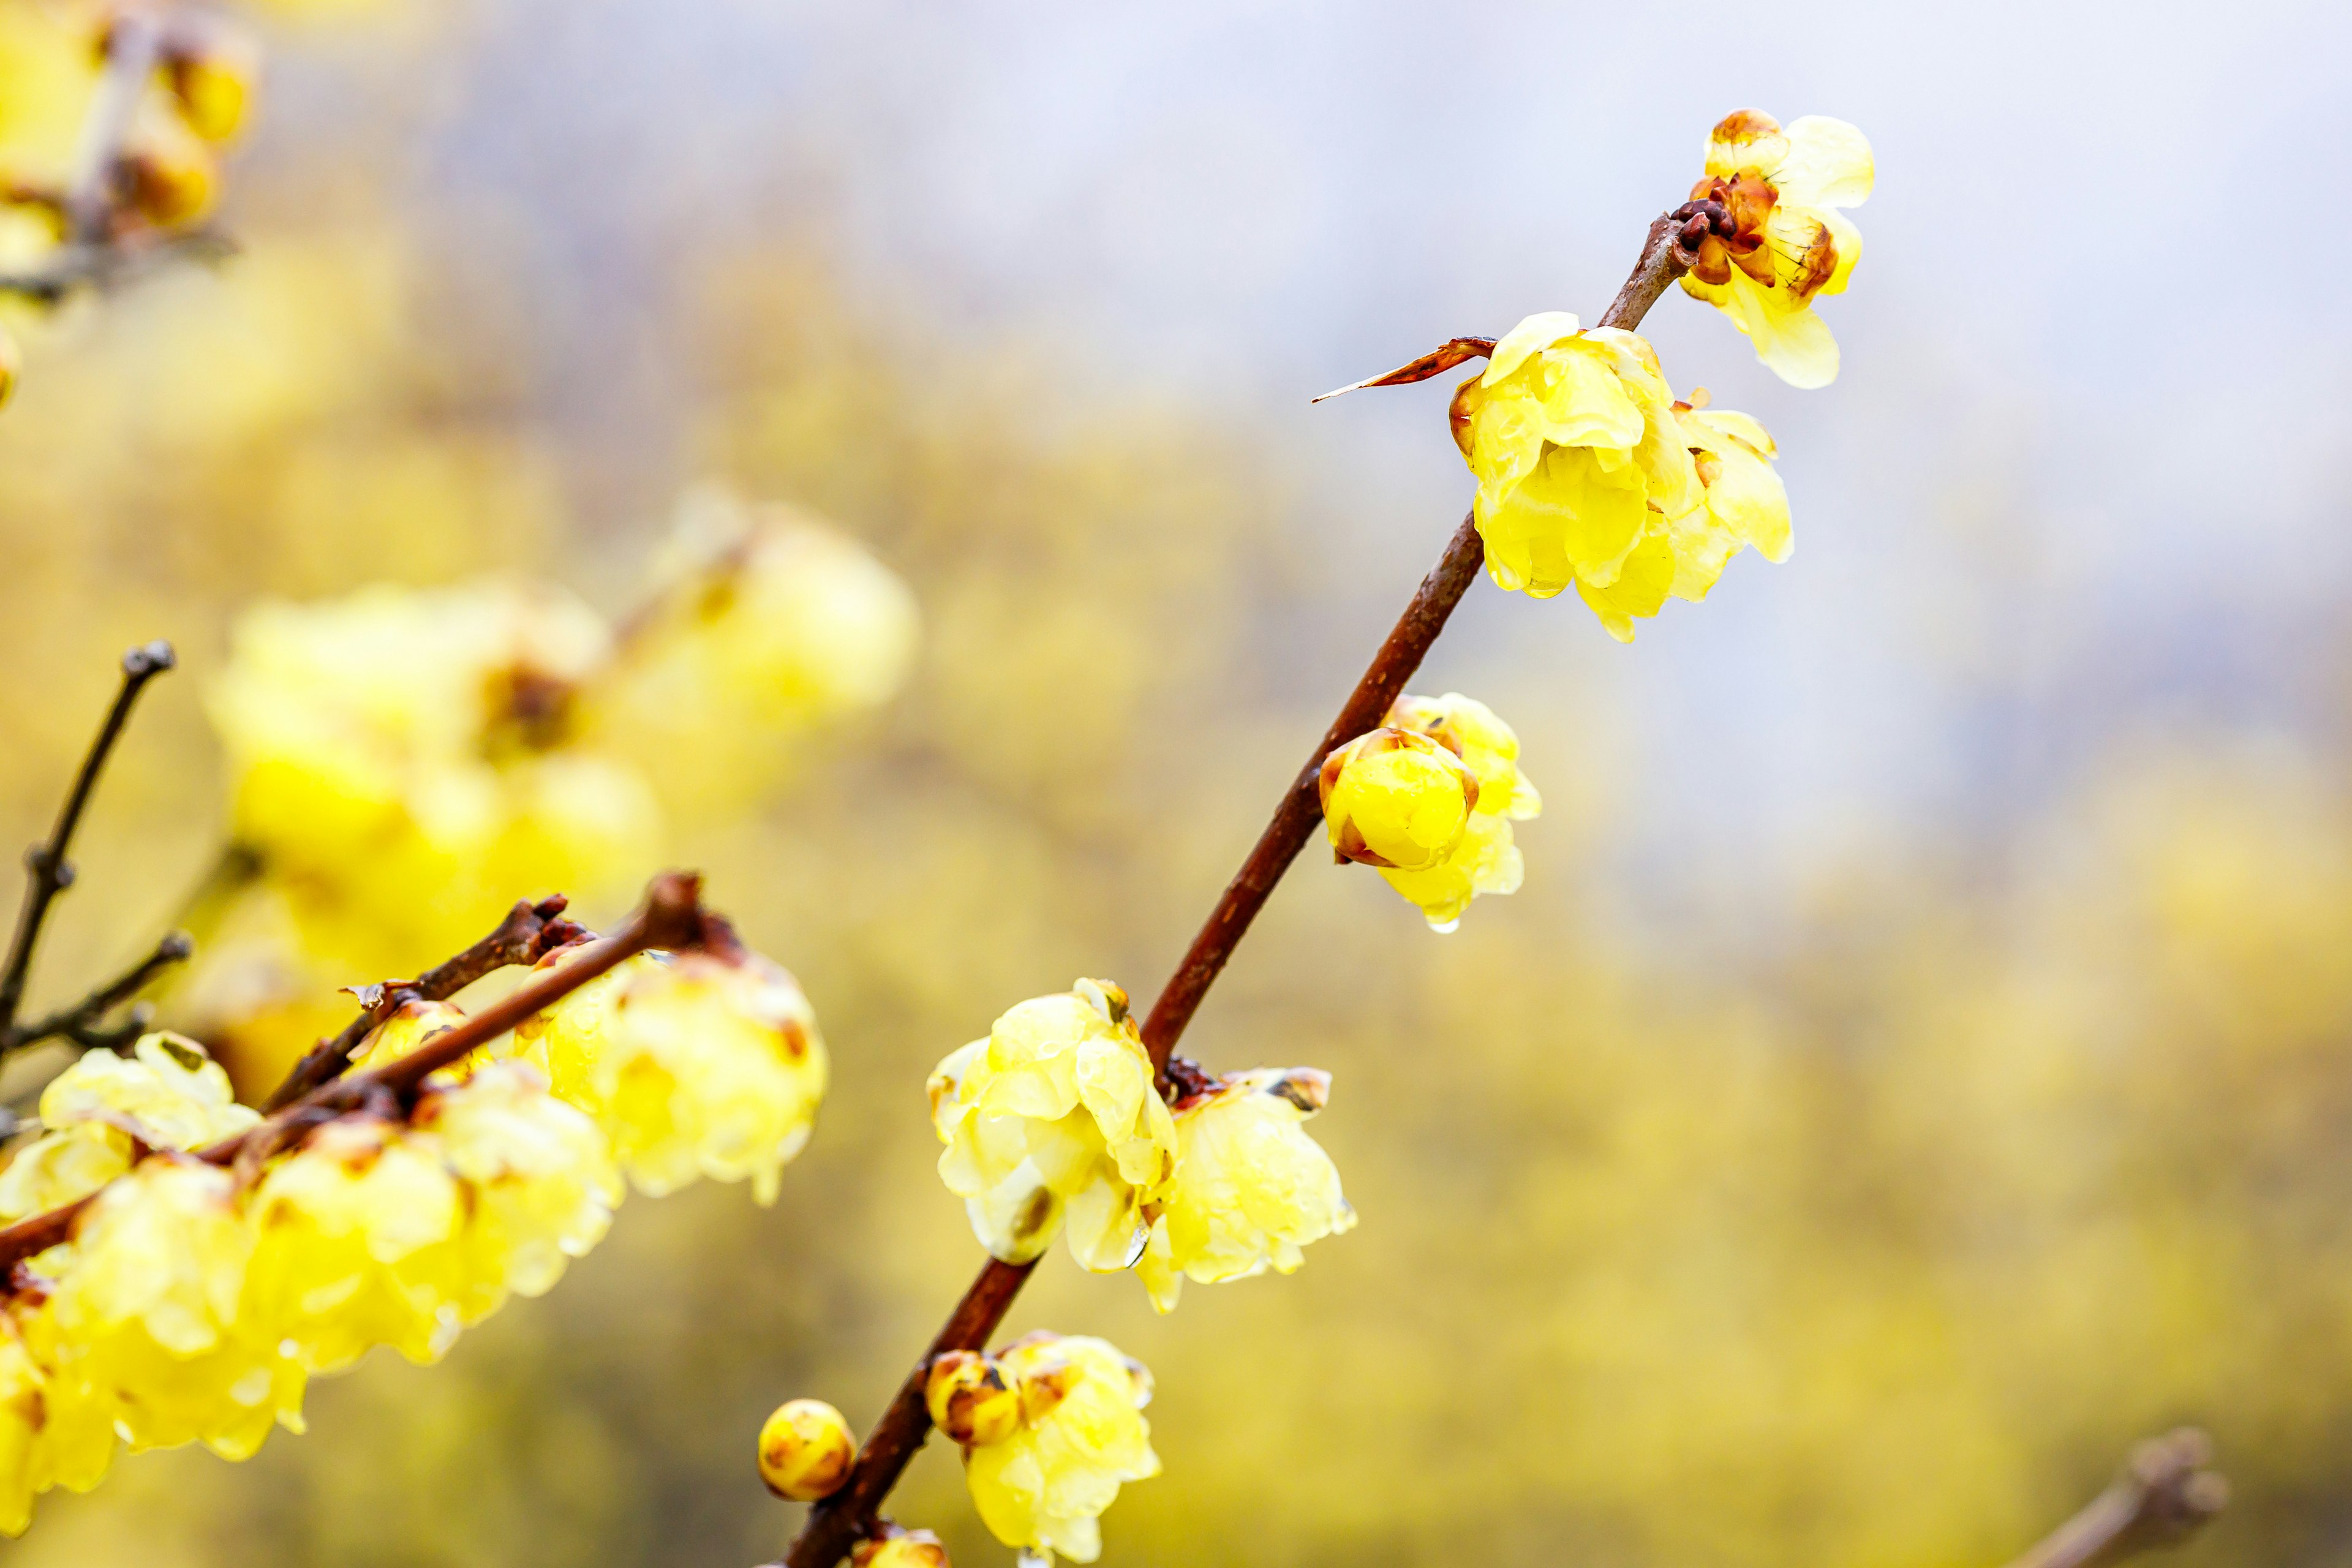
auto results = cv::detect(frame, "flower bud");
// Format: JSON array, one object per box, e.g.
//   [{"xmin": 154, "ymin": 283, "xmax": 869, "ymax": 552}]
[
  {"xmin": 854, "ymin": 1529, "xmax": 950, "ymax": 1568},
  {"xmin": 758, "ymin": 1397, "xmax": 857, "ymax": 1501},
  {"xmin": 165, "ymin": 27, "xmax": 261, "ymax": 144},
  {"xmin": 1317, "ymin": 726, "xmax": 1478, "ymax": 870},
  {"xmin": 925, "ymin": 1349, "xmax": 1021, "ymax": 1449}
]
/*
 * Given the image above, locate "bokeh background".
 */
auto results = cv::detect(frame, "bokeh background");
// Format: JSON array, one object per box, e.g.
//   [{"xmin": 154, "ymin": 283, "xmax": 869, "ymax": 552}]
[{"xmin": 4, "ymin": 0, "xmax": 2352, "ymax": 1564}]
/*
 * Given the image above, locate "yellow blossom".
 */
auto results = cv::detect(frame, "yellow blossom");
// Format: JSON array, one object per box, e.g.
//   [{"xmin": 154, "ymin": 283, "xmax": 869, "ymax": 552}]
[
  {"xmin": 0, "ymin": 1034, "xmax": 258, "ymax": 1226},
  {"xmin": 1317, "ymin": 726, "xmax": 1477, "ymax": 870},
  {"xmin": 960, "ymin": 1332, "xmax": 1159, "ymax": 1564},
  {"xmin": 347, "ymin": 997, "xmax": 472, "ymax": 1077},
  {"xmin": 757, "ymin": 1397, "xmax": 856, "ymax": 1501},
  {"xmin": 926, "ymin": 1349, "xmax": 1022, "ymax": 1448},
  {"xmin": 515, "ymin": 939, "xmax": 827, "ymax": 1202},
  {"xmin": 242, "ymin": 1115, "xmax": 474, "ymax": 1373},
  {"xmin": 855, "ymin": 1530, "xmax": 951, "ymax": 1568},
  {"xmin": 586, "ymin": 488, "xmax": 920, "ymax": 815},
  {"xmin": 1340, "ymin": 693, "xmax": 1543, "ymax": 929},
  {"xmin": 1679, "ymin": 110, "xmax": 1872, "ymax": 388},
  {"xmin": 929, "ymin": 981, "xmax": 1176, "ymax": 1270},
  {"xmin": 410, "ymin": 1061, "xmax": 622, "ymax": 1305},
  {"xmin": 44, "ymin": 1155, "xmax": 306, "ymax": 1460},
  {"xmin": 1451, "ymin": 315, "xmax": 1790, "ymax": 640},
  {"xmin": 1135, "ymin": 1068, "xmax": 1354, "ymax": 1313},
  {"xmin": 0, "ymin": 1290, "xmax": 114, "ymax": 1537}
]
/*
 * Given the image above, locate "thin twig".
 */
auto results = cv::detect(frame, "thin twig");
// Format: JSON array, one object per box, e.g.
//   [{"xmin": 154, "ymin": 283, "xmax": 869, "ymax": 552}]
[
  {"xmin": 2, "ymin": 929, "xmax": 192, "ymax": 1054},
  {"xmin": 2000, "ymin": 1430, "xmax": 2228, "ymax": 1568},
  {"xmin": 777, "ymin": 214, "xmax": 1700, "ymax": 1568},
  {"xmin": 262, "ymin": 895, "xmax": 586, "ymax": 1112},
  {"xmin": 0, "ymin": 870, "xmax": 710, "ymax": 1276},
  {"xmin": 0, "ymin": 642, "xmax": 175, "ymax": 1041},
  {"xmin": 63, "ymin": 12, "xmax": 162, "ymax": 247}
]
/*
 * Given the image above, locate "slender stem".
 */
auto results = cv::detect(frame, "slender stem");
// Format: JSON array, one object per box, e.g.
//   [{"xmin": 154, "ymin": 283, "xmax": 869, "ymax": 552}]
[
  {"xmin": 1999, "ymin": 1430, "xmax": 2228, "ymax": 1568},
  {"xmin": 2, "ymin": 928, "xmax": 192, "ymax": 1054},
  {"xmin": 779, "ymin": 214, "xmax": 1700, "ymax": 1568},
  {"xmin": 0, "ymin": 871, "xmax": 709, "ymax": 1275},
  {"xmin": 0, "ymin": 642, "xmax": 175, "ymax": 1039},
  {"xmin": 262, "ymin": 895, "xmax": 586, "ymax": 1112}
]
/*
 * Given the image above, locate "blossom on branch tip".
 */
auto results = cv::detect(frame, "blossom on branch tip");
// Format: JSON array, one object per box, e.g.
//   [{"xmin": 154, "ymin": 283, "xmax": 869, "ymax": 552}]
[
  {"xmin": 758, "ymin": 1397, "xmax": 856, "ymax": 1501},
  {"xmin": 1450, "ymin": 316, "xmax": 1790, "ymax": 641},
  {"xmin": 1317, "ymin": 726, "xmax": 1478, "ymax": 871},
  {"xmin": 514, "ymin": 936, "xmax": 828, "ymax": 1204},
  {"xmin": 929, "ymin": 981, "xmax": 1176, "ymax": 1271},
  {"xmin": 957, "ymin": 1332, "xmax": 1159, "ymax": 1565},
  {"xmin": 1135, "ymin": 1068, "xmax": 1354, "ymax": 1313},
  {"xmin": 1679, "ymin": 110, "xmax": 1872, "ymax": 388}
]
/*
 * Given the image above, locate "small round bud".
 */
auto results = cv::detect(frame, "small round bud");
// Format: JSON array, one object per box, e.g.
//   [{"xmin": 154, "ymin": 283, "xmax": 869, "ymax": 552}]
[
  {"xmin": 853, "ymin": 1529, "xmax": 950, "ymax": 1568},
  {"xmin": 925, "ymin": 1350, "xmax": 1022, "ymax": 1449},
  {"xmin": 1316, "ymin": 726, "xmax": 1479, "ymax": 871},
  {"xmin": 758, "ymin": 1398, "xmax": 856, "ymax": 1501}
]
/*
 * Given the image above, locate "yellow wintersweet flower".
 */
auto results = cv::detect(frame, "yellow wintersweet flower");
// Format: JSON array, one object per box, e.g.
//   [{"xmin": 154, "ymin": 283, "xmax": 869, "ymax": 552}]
[
  {"xmin": 0, "ymin": 1287, "xmax": 116, "ymax": 1537},
  {"xmin": 349, "ymin": 997, "xmax": 475, "ymax": 1078},
  {"xmin": 1679, "ymin": 110, "xmax": 1873, "ymax": 388},
  {"xmin": 0, "ymin": 1034, "xmax": 258, "ymax": 1224},
  {"xmin": 45, "ymin": 1155, "xmax": 306, "ymax": 1460},
  {"xmin": 514, "ymin": 937, "xmax": 827, "ymax": 1203},
  {"xmin": 756, "ymin": 1397, "xmax": 856, "ymax": 1501},
  {"xmin": 929, "ymin": 981, "xmax": 1176, "ymax": 1271},
  {"xmin": 243, "ymin": 1114, "xmax": 475, "ymax": 1373},
  {"xmin": 959, "ymin": 1332, "xmax": 1159, "ymax": 1565},
  {"xmin": 925, "ymin": 1348, "xmax": 1023, "ymax": 1447},
  {"xmin": 1317, "ymin": 726, "xmax": 1477, "ymax": 871},
  {"xmin": 855, "ymin": 1530, "xmax": 951, "ymax": 1568},
  {"xmin": 410, "ymin": 1061, "xmax": 622, "ymax": 1305},
  {"xmin": 586, "ymin": 488, "xmax": 920, "ymax": 815},
  {"xmin": 1134, "ymin": 1068, "xmax": 1354, "ymax": 1313},
  {"xmin": 1342, "ymin": 693, "xmax": 1543, "ymax": 930},
  {"xmin": 1449, "ymin": 313, "xmax": 1698, "ymax": 608}
]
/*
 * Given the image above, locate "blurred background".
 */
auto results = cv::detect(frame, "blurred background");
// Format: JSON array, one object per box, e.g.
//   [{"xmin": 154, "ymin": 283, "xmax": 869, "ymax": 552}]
[{"xmin": 4, "ymin": 0, "xmax": 2352, "ymax": 1563}]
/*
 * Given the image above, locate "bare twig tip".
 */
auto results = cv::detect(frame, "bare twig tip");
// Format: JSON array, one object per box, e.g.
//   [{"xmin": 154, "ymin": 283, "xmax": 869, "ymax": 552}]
[{"xmin": 121, "ymin": 641, "xmax": 175, "ymax": 677}]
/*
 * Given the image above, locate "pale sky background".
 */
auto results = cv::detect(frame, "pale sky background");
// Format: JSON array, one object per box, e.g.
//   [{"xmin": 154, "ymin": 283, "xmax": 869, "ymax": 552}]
[{"xmin": 349, "ymin": 0, "xmax": 2352, "ymax": 927}]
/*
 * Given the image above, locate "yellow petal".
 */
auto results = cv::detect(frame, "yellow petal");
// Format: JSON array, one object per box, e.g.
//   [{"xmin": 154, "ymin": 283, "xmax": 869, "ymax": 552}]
[
  {"xmin": 1776, "ymin": 116, "xmax": 1874, "ymax": 208},
  {"xmin": 1482, "ymin": 311, "xmax": 1581, "ymax": 385}
]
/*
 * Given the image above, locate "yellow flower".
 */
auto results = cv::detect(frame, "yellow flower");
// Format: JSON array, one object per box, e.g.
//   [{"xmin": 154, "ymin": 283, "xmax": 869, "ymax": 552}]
[
  {"xmin": 586, "ymin": 488, "xmax": 920, "ymax": 815},
  {"xmin": 1679, "ymin": 110, "xmax": 1872, "ymax": 388},
  {"xmin": 1449, "ymin": 314, "xmax": 1699, "ymax": 609},
  {"xmin": 1135, "ymin": 1068, "xmax": 1354, "ymax": 1313},
  {"xmin": 243, "ymin": 1114, "xmax": 474, "ymax": 1373},
  {"xmin": 1345, "ymin": 693, "xmax": 1542, "ymax": 929},
  {"xmin": 163, "ymin": 24, "xmax": 261, "ymax": 145},
  {"xmin": 516, "ymin": 939, "xmax": 827, "ymax": 1203},
  {"xmin": 410, "ymin": 1061, "xmax": 622, "ymax": 1304},
  {"xmin": 45, "ymin": 1155, "xmax": 306, "ymax": 1460},
  {"xmin": 925, "ymin": 1348, "xmax": 1023, "ymax": 1447},
  {"xmin": 855, "ymin": 1530, "xmax": 951, "ymax": 1568},
  {"xmin": 0, "ymin": 1034, "xmax": 259, "ymax": 1226},
  {"xmin": 349, "ymin": 997, "xmax": 472, "ymax": 1077},
  {"xmin": 929, "ymin": 981, "xmax": 1176, "ymax": 1270},
  {"xmin": 757, "ymin": 1396, "xmax": 857, "ymax": 1501},
  {"xmin": 961, "ymin": 1332, "xmax": 1159, "ymax": 1565},
  {"xmin": 1317, "ymin": 727, "xmax": 1477, "ymax": 870}
]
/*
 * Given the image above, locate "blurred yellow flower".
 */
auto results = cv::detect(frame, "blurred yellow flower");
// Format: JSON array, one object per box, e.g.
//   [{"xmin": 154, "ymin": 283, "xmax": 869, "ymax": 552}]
[
  {"xmin": 854, "ymin": 1530, "xmax": 951, "ymax": 1568},
  {"xmin": 929, "ymin": 980, "xmax": 1176, "ymax": 1270},
  {"xmin": 961, "ymin": 1332, "xmax": 1159, "ymax": 1565},
  {"xmin": 756, "ymin": 1397, "xmax": 856, "ymax": 1501},
  {"xmin": 0, "ymin": 1034, "xmax": 257, "ymax": 1226},
  {"xmin": 1135, "ymin": 1067, "xmax": 1354, "ymax": 1313},
  {"xmin": 349, "ymin": 997, "xmax": 475, "ymax": 1078},
  {"xmin": 1317, "ymin": 726, "xmax": 1477, "ymax": 871},
  {"xmin": 1679, "ymin": 110, "xmax": 1872, "ymax": 388},
  {"xmin": 514, "ymin": 938, "xmax": 827, "ymax": 1204}
]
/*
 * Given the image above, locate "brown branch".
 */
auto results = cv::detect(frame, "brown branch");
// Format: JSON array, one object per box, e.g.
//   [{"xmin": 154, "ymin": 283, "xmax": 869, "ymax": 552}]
[
  {"xmin": 2000, "ymin": 1430, "xmax": 2228, "ymax": 1568},
  {"xmin": 2, "ymin": 928, "xmax": 192, "ymax": 1054},
  {"xmin": 262, "ymin": 894, "xmax": 586, "ymax": 1112},
  {"xmin": 776, "ymin": 215, "xmax": 1700, "ymax": 1568},
  {"xmin": 0, "ymin": 642, "xmax": 175, "ymax": 1043},
  {"xmin": 0, "ymin": 870, "xmax": 709, "ymax": 1276}
]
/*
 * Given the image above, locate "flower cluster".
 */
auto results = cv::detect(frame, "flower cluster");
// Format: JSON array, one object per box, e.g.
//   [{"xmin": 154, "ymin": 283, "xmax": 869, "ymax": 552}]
[
  {"xmin": 189, "ymin": 491, "xmax": 912, "ymax": 1091},
  {"xmin": 514, "ymin": 937, "xmax": 829, "ymax": 1204},
  {"xmin": 0, "ymin": 1041, "xmax": 617, "ymax": 1535},
  {"xmin": 1678, "ymin": 110, "xmax": 1873, "ymax": 388},
  {"xmin": 1321, "ymin": 692, "xmax": 1543, "ymax": 929},
  {"xmin": 1450, "ymin": 312, "xmax": 1792, "ymax": 639},
  {"xmin": 928, "ymin": 1333, "xmax": 1161, "ymax": 1566},
  {"xmin": 0, "ymin": 1, "xmax": 259, "ymax": 401}
]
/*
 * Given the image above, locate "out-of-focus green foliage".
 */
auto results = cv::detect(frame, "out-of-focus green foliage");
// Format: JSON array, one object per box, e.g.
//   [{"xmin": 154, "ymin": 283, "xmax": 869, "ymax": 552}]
[{"xmin": 0, "ymin": 12, "xmax": 2346, "ymax": 1568}]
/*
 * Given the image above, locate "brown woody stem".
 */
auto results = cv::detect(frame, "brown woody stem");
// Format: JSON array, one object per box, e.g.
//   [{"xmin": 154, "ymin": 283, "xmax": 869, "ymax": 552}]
[
  {"xmin": 0, "ymin": 871, "xmax": 709, "ymax": 1275},
  {"xmin": 777, "ymin": 215, "xmax": 1697, "ymax": 1568},
  {"xmin": 0, "ymin": 643, "xmax": 175, "ymax": 1046},
  {"xmin": 3, "ymin": 928, "xmax": 192, "ymax": 1054},
  {"xmin": 1999, "ymin": 1430, "xmax": 2228, "ymax": 1568}
]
